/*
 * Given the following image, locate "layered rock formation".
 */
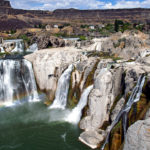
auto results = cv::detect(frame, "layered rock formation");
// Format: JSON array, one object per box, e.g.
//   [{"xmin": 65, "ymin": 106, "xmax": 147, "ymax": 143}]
[
  {"xmin": 0, "ymin": 0, "xmax": 11, "ymax": 8},
  {"xmin": 1, "ymin": 1, "xmax": 150, "ymax": 30}
]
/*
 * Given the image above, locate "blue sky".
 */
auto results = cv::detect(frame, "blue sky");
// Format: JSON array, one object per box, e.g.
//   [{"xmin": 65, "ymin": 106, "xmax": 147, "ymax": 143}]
[{"xmin": 9, "ymin": 0, "xmax": 150, "ymax": 10}]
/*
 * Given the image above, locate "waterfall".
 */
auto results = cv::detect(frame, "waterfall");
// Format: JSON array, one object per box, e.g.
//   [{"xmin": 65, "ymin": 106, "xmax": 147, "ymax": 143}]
[
  {"xmin": 101, "ymin": 75, "xmax": 145, "ymax": 150},
  {"xmin": 50, "ymin": 64, "xmax": 74, "ymax": 110},
  {"xmin": 0, "ymin": 59, "xmax": 39, "ymax": 106},
  {"xmin": 0, "ymin": 39, "xmax": 38, "ymax": 53},
  {"xmin": 66, "ymin": 85, "xmax": 93, "ymax": 124},
  {"xmin": 23, "ymin": 59, "xmax": 40, "ymax": 102},
  {"xmin": 4, "ymin": 39, "xmax": 25, "ymax": 53},
  {"xmin": 27, "ymin": 43, "xmax": 38, "ymax": 52}
]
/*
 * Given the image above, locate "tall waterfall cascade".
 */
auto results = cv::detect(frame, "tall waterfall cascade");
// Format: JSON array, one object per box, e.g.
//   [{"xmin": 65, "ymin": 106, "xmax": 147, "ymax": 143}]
[
  {"xmin": 66, "ymin": 85, "xmax": 93, "ymax": 124},
  {"xmin": 101, "ymin": 75, "xmax": 145, "ymax": 150},
  {"xmin": 0, "ymin": 59, "xmax": 39, "ymax": 106},
  {"xmin": 50, "ymin": 64, "xmax": 74, "ymax": 110}
]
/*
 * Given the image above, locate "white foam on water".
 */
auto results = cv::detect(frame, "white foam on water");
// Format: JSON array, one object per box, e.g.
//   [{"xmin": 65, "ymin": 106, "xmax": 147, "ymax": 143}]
[
  {"xmin": 65, "ymin": 85, "xmax": 93, "ymax": 124},
  {"xmin": 49, "ymin": 64, "xmax": 74, "ymax": 110}
]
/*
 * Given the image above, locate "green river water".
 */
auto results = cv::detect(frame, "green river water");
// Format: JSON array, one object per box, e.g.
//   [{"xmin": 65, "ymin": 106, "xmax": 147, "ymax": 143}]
[{"xmin": 0, "ymin": 102, "xmax": 92, "ymax": 150}]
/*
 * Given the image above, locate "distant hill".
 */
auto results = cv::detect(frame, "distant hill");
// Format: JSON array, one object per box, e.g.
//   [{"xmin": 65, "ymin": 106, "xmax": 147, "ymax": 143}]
[
  {"xmin": 0, "ymin": 0, "xmax": 11, "ymax": 8},
  {"xmin": 0, "ymin": 0, "xmax": 150, "ymax": 31}
]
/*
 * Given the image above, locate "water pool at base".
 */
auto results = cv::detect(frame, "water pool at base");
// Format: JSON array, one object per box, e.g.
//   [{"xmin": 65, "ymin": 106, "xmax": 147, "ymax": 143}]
[{"xmin": 0, "ymin": 102, "xmax": 91, "ymax": 150}]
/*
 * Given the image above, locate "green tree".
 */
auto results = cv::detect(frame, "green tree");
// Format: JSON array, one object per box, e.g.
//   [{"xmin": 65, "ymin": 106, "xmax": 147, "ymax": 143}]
[{"xmin": 114, "ymin": 20, "xmax": 124, "ymax": 32}]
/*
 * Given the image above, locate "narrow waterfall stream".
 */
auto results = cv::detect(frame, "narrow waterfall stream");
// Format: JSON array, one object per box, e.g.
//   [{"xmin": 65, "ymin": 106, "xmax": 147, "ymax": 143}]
[
  {"xmin": 0, "ymin": 39, "xmax": 25, "ymax": 53},
  {"xmin": 0, "ymin": 59, "xmax": 39, "ymax": 106},
  {"xmin": 66, "ymin": 85, "xmax": 93, "ymax": 124},
  {"xmin": 22, "ymin": 60, "xmax": 40, "ymax": 102},
  {"xmin": 101, "ymin": 75, "xmax": 145, "ymax": 150},
  {"xmin": 50, "ymin": 64, "xmax": 74, "ymax": 109}
]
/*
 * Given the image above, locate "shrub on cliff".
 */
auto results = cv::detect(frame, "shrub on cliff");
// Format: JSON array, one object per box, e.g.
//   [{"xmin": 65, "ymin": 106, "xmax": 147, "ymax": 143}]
[{"xmin": 19, "ymin": 34, "xmax": 31, "ymax": 45}]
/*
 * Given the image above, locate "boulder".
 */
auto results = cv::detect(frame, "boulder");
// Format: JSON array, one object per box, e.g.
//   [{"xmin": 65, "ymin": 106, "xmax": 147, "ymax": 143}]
[
  {"xmin": 31, "ymin": 34, "xmax": 65, "ymax": 49},
  {"xmin": 123, "ymin": 118, "xmax": 150, "ymax": 150},
  {"xmin": 79, "ymin": 130, "xmax": 105, "ymax": 149},
  {"xmin": 49, "ymin": 36, "xmax": 65, "ymax": 48}
]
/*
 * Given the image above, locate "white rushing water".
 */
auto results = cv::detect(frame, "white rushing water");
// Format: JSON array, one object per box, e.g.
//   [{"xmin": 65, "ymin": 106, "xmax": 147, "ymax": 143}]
[
  {"xmin": 0, "ymin": 59, "xmax": 39, "ymax": 106},
  {"xmin": 27, "ymin": 43, "xmax": 38, "ymax": 52},
  {"xmin": 50, "ymin": 64, "xmax": 74, "ymax": 110},
  {"xmin": 66, "ymin": 85, "xmax": 93, "ymax": 124},
  {"xmin": 4, "ymin": 39, "xmax": 25, "ymax": 53},
  {"xmin": 0, "ymin": 39, "xmax": 38, "ymax": 53},
  {"xmin": 101, "ymin": 75, "xmax": 145, "ymax": 150},
  {"xmin": 23, "ymin": 59, "xmax": 40, "ymax": 102}
]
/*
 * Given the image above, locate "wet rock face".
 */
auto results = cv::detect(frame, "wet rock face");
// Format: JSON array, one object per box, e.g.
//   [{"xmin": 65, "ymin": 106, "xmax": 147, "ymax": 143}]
[
  {"xmin": 80, "ymin": 68, "xmax": 114, "ymax": 130},
  {"xmin": 80, "ymin": 64, "xmax": 123, "ymax": 131},
  {"xmin": 67, "ymin": 58, "xmax": 98, "ymax": 108},
  {"xmin": 79, "ymin": 62, "xmax": 125, "ymax": 149},
  {"xmin": 78, "ymin": 60, "xmax": 150, "ymax": 149},
  {"xmin": 143, "ymin": 81, "xmax": 150, "ymax": 99},
  {"xmin": 123, "ymin": 118, "xmax": 150, "ymax": 150}
]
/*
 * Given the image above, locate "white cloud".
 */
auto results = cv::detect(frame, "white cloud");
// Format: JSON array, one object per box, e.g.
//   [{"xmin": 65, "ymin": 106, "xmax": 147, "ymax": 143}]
[
  {"xmin": 102, "ymin": 0, "xmax": 150, "ymax": 9},
  {"xmin": 9, "ymin": 0, "xmax": 150, "ymax": 10},
  {"xmin": 10, "ymin": 0, "xmax": 104, "ymax": 10}
]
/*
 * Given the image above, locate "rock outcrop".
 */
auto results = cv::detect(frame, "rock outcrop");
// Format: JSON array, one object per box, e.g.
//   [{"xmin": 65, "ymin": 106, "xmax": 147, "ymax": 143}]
[
  {"xmin": 78, "ymin": 59, "xmax": 150, "ymax": 149},
  {"xmin": 1, "ymin": 41, "xmax": 16, "ymax": 52},
  {"xmin": 24, "ymin": 47, "xmax": 88, "ymax": 101},
  {"xmin": 24, "ymin": 36, "xmax": 150, "ymax": 149},
  {"xmin": 0, "ymin": 0, "xmax": 11, "ymax": 8},
  {"xmin": 31, "ymin": 34, "xmax": 65, "ymax": 49},
  {"xmin": 79, "ymin": 61, "xmax": 124, "ymax": 148},
  {"xmin": 100, "ymin": 31, "xmax": 150, "ymax": 60},
  {"xmin": 123, "ymin": 118, "xmax": 150, "ymax": 150}
]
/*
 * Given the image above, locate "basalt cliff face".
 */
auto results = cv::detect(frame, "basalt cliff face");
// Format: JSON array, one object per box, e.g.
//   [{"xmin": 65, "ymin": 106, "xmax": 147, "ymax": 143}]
[
  {"xmin": 1, "ymin": 30, "xmax": 150, "ymax": 149},
  {"xmin": 52, "ymin": 8, "xmax": 150, "ymax": 23},
  {"xmin": 0, "ymin": 0, "xmax": 11, "ymax": 7},
  {"xmin": 1, "ymin": 0, "xmax": 150, "ymax": 30}
]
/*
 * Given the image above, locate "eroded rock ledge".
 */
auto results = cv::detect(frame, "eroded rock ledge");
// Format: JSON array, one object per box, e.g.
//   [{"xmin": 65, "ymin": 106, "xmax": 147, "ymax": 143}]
[{"xmin": 24, "ymin": 44, "xmax": 150, "ymax": 150}]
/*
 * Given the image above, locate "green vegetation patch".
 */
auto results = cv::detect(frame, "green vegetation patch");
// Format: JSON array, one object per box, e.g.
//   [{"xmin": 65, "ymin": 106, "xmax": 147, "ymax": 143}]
[{"xmin": 19, "ymin": 34, "xmax": 31, "ymax": 45}]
